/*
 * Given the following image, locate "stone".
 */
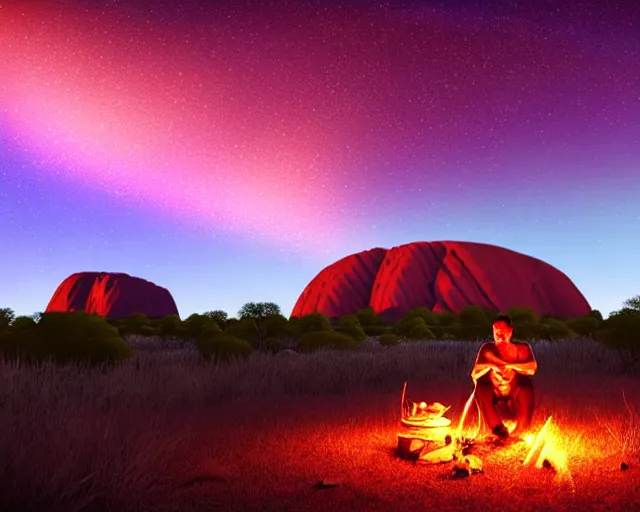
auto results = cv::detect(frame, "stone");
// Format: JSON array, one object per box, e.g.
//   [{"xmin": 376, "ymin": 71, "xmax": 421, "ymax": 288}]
[
  {"xmin": 45, "ymin": 272, "xmax": 179, "ymax": 319},
  {"xmin": 291, "ymin": 241, "xmax": 590, "ymax": 321}
]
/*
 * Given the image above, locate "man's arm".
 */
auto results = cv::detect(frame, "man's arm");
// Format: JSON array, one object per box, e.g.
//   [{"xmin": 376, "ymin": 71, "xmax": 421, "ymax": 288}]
[
  {"xmin": 471, "ymin": 344, "xmax": 506, "ymax": 381},
  {"xmin": 505, "ymin": 344, "xmax": 538, "ymax": 376}
]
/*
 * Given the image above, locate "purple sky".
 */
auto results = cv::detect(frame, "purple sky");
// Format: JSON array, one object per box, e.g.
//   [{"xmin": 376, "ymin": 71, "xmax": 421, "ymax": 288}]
[{"xmin": 1, "ymin": 0, "xmax": 638, "ymax": 319}]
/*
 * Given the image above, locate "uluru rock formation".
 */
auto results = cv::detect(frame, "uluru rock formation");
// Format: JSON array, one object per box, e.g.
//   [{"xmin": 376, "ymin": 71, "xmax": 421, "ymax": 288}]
[
  {"xmin": 291, "ymin": 241, "xmax": 591, "ymax": 321},
  {"xmin": 45, "ymin": 272, "xmax": 179, "ymax": 319}
]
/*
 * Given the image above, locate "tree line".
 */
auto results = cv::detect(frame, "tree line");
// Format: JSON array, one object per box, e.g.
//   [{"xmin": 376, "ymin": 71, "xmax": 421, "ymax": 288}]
[{"xmin": 0, "ymin": 296, "xmax": 638, "ymax": 370}]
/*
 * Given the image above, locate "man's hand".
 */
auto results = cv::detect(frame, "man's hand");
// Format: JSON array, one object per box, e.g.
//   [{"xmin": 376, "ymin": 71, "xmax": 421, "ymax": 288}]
[
  {"xmin": 471, "ymin": 361, "xmax": 506, "ymax": 381},
  {"xmin": 504, "ymin": 361, "xmax": 537, "ymax": 376}
]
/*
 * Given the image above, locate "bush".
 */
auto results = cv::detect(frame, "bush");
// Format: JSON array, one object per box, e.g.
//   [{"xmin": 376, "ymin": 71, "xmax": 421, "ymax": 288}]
[
  {"xmin": 11, "ymin": 316, "xmax": 37, "ymax": 330},
  {"xmin": 589, "ymin": 309, "xmax": 604, "ymax": 322},
  {"xmin": 224, "ymin": 318, "xmax": 259, "ymax": 345},
  {"xmin": 195, "ymin": 333, "xmax": 253, "ymax": 362},
  {"xmin": 356, "ymin": 307, "xmax": 380, "ymax": 326},
  {"xmin": 158, "ymin": 314, "xmax": 182, "ymax": 339},
  {"xmin": 378, "ymin": 333, "xmax": 401, "ymax": 346},
  {"xmin": 404, "ymin": 307, "xmax": 438, "ymax": 326},
  {"xmin": 0, "ymin": 311, "xmax": 133, "ymax": 365},
  {"xmin": 203, "ymin": 310, "xmax": 229, "ymax": 329},
  {"xmin": 115, "ymin": 312, "xmax": 154, "ymax": 336},
  {"xmin": 459, "ymin": 306, "xmax": 491, "ymax": 340},
  {"xmin": 393, "ymin": 317, "xmax": 435, "ymax": 340},
  {"xmin": 182, "ymin": 313, "xmax": 221, "ymax": 340},
  {"xmin": 595, "ymin": 308, "xmax": 640, "ymax": 372},
  {"xmin": 296, "ymin": 312, "xmax": 332, "ymax": 336},
  {"xmin": 565, "ymin": 316, "xmax": 601, "ymax": 338},
  {"xmin": 512, "ymin": 321, "xmax": 544, "ymax": 341},
  {"xmin": 336, "ymin": 315, "xmax": 366, "ymax": 342},
  {"xmin": 539, "ymin": 318, "xmax": 574, "ymax": 341},
  {"xmin": 262, "ymin": 314, "xmax": 292, "ymax": 339},
  {"xmin": 432, "ymin": 312, "xmax": 458, "ymax": 326},
  {"xmin": 431, "ymin": 324, "xmax": 463, "ymax": 340},
  {"xmin": 362, "ymin": 325, "xmax": 391, "ymax": 336},
  {"xmin": 297, "ymin": 331, "xmax": 361, "ymax": 352}
]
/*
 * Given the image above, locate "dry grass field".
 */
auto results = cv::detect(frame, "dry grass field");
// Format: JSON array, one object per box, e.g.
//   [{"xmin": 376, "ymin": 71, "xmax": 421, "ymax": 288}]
[{"xmin": 0, "ymin": 338, "xmax": 638, "ymax": 512}]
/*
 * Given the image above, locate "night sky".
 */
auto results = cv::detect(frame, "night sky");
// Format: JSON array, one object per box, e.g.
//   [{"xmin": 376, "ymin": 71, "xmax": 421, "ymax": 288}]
[{"xmin": 1, "ymin": 0, "xmax": 638, "ymax": 319}]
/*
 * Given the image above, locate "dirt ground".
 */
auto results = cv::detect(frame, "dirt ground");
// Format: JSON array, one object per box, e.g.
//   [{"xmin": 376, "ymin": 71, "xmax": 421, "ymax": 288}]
[
  {"xmin": 1, "ymin": 342, "xmax": 638, "ymax": 512},
  {"xmin": 165, "ymin": 377, "xmax": 640, "ymax": 512}
]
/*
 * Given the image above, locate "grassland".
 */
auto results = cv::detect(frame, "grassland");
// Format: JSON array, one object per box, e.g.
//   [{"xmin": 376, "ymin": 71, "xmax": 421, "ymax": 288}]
[{"xmin": 0, "ymin": 338, "xmax": 638, "ymax": 511}]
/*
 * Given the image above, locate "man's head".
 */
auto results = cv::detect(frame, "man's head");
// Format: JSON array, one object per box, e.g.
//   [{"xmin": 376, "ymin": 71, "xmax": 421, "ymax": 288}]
[{"xmin": 493, "ymin": 314, "xmax": 513, "ymax": 344}]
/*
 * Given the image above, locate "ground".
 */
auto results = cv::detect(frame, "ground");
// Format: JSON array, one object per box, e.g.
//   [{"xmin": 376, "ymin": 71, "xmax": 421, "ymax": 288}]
[{"xmin": 0, "ymin": 339, "xmax": 638, "ymax": 511}]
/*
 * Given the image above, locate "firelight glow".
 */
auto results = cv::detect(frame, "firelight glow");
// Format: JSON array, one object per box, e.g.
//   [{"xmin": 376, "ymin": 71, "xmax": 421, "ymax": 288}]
[{"xmin": 1, "ymin": 0, "xmax": 639, "ymax": 319}]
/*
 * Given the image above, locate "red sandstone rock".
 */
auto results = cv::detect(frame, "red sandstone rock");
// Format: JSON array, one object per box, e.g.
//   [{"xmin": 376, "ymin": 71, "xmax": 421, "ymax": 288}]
[
  {"xmin": 291, "ymin": 241, "xmax": 591, "ymax": 321},
  {"xmin": 45, "ymin": 272, "xmax": 179, "ymax": 319}
]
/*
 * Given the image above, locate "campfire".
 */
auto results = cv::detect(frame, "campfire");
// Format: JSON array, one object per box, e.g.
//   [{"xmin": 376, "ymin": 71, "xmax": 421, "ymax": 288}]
[{"xmin": 396, "ymin": 382, "xmax": 574, "ymax": 484}]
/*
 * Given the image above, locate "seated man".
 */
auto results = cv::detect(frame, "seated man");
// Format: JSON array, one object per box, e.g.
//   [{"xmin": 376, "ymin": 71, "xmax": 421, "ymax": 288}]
[{"xmin": 471, "ymin": 314, "xmax": 537, "ymax": 440}]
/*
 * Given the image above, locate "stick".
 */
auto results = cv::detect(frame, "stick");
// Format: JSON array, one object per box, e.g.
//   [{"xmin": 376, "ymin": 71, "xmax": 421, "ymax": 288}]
[{"xmin": 400, "ymin": 381, "xmax": 407, "ymax": 419}]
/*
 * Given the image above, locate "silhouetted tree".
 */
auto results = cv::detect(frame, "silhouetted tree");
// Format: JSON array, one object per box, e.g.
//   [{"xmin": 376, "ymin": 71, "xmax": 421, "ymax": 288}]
[
  {"xmin": 0, "ymin": 308, "xmax": 15, "ymax": 330},
  {"xmin": 204, "ymin": 310, "xmax": 229, "ymax": 328},
  {"xmin": 237, "ymin": 302, "xmax": 282, "ymax": 350},
  {"xmin": 623, "ymin": 295, "xmax": 640, "ymax": 311}
]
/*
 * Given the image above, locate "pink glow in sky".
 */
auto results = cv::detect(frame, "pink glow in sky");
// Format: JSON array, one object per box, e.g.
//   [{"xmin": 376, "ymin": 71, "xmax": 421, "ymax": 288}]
[{"xmin": 1, "ymin": 0, "xmax": 638, "ymax": 318}]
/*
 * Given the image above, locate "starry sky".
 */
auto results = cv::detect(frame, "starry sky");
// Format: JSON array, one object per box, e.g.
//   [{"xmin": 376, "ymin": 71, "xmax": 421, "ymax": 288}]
[{"xmin": 1, "ymin": 0, "xmax": 639, "ymax": 320}]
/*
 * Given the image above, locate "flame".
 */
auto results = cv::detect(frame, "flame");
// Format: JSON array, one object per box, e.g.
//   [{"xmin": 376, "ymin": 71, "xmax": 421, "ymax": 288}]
[
  {"xmin": 523, "ymin": 416, "xmax": 575, "ymax": 491},
  {"xmin": 455, "ymin": 388, "xmax": 478, "ymax": 439}
]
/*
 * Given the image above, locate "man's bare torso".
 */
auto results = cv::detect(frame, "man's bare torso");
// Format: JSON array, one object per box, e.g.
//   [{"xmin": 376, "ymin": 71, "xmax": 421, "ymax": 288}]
[{"xmin": 482, "ymin": 341, "xmax": 531, "ymax": 396}]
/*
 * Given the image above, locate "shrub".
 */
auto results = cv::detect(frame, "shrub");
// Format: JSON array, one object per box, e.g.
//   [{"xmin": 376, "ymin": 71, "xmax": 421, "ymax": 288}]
[
  {"xmin": 0, "ymin": 311, "xmax": 133, "ymax": 365},
  {"xmin": 539, "ymin": 318, "xmax": 574, "ymax": 341},
  {"xmin": 393, "ymin": 317, "xmax": 435, "ymax": 340},
  {"xmin": 430, "ymin": 322, "xmax": 462, "ymax": 340},
  {"xmin": 262, "ymin": 314, "xmax": 292, "ymax": 338},
  {"xmin": 362, "ymin": 325, "xmax": 391, "ymax": 336},
  {"xmin": 195, "ymin": 333, "xmax": 253, "ymax": 362},
  {"xmin": 432, "ymin": 312, "xmax": 458, "ymax": 326},
  {"xmin": 115, "ymin": 312, "xmax": 154, "ymax": 336},
  {"xmin": 158, "ymin": 314, "xmax": 182, "ymax": 339},
  {"xmin": 378, "ymin": 333, "xmax": 401, "ymax": 346},
  {"xmin": 296, "ymin": 312, "xmax": 332, "ymax": 336},
  {"xmin": 589, "ymin": 309, "xmax": 604, "ymax": 322},
  {"xmin": 203, "ymin": 310, "xmax": 229, "ymax": 328},
  {"xmin": 460, "ymin": 306, "xmax": 492, "ymax": 340},
  {"xmin": 11, "ymin": 316, "xmax": 37, "ymax": 330},
  {"xmin": 404, "ymin": 307, "xmax": 438, "ymax": 326},
  {"xmin": 596, "ymin": 308, "xmax": 640, "ymax": 372},
  {"xmin": 297, "ymin": 331, "xmax": 361, "ymax": 352},
  {"xmin": 224, "ymin": 318, "xmax": 259, "ymax": 345},
  {"xmin": 512, "ymin": 321, "xmax": 544, "ymax": 341},
  {"xmin": 336, "ymin": 315, "xmax": 366, "ymax": 342},
  {"xmin": 565, "ymin": 316, "xmax": 601, "ymax": 338},
  {"xmin": 182, "ymin": 313, "xmax": 221, "ymax": 340},
  {"xmin": 459, "ymin": 306, "xmax": 491, "ymax": 340},
  {"xmin": 506, "ymin": 307, "xmax": 538, "ymax": 323},
  {"xmin": 356, "ymin": 307, "xmax": 380, "ymax": 325}
]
